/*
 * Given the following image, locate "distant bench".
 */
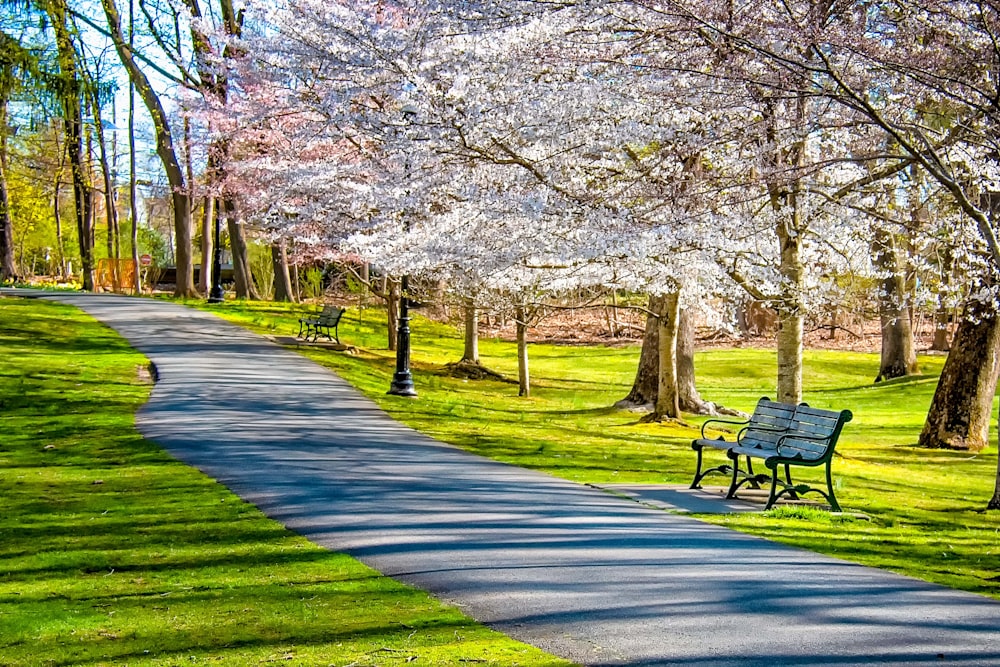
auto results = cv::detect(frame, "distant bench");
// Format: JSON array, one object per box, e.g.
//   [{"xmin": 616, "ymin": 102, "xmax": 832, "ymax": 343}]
[
  {"xmin": 297, "ymin": 305, "xmax": 344, "ymax": 343},
  {"xmin": 690, "ymin": 397, "xmax": 853, "ymax": 511}
]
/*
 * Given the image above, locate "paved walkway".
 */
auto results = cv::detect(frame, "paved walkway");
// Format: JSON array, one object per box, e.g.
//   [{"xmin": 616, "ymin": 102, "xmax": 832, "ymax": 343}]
[{"xmin": 11, "ymin": 291, "xmax": 1000, "ymax": 666}]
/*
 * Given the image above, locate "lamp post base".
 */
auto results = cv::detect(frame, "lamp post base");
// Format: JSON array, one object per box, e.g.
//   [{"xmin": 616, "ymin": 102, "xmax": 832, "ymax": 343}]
[
  {"xmin": 388, "ymin": 371, "xmax": 417, "ymax": 397},
  {"xmin": 207, "ymin": 287, "xmax": 224, "ymax": 304}
]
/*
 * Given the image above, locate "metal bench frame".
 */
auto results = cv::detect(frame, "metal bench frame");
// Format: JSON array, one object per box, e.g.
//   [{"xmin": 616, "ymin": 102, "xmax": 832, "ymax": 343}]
[
  {"xmin": 691, "ymin": 397, "xmax": 853, "ymax": 511},
  {"xmin": 298, "ymin": 305, "xmax": 345, "ymax": 343}
]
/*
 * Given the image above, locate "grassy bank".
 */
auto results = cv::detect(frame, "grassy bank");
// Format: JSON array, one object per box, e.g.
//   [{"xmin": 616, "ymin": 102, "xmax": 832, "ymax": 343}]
[
  {"xmin": 199, "ymin": 299, "xmax": 999, "ymax": 600},
  {"xmin": 0, "ymin": 297, "xmax": 570, "ymax": 667}
]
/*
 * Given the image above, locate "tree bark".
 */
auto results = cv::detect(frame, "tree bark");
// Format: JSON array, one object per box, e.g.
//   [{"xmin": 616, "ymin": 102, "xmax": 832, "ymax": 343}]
[
  {"xmin": 0, "ymin": 99, "xmax": 16, "ymax": 281},
  {"xmin": 931, "ymin": 303, "xmax": 952, "ymax": 352},
  {"xmin": 775, "ymin": 219, "xmax": 804, "ymax": 404},
  {"xmin": 222, "ymin": 199, "xmax": 258, "ymax": 299},
  {"xmin": 101, "ymin": 0, "xmax": 195, "ymax": 297},
  {"xmin": 619, "ymin": 294, "xmax": 662, "ymax": 407},
  {"xmin": 462, "ymin": 297, "xmax": 479, "ymax": 363},
  {"xmin": 516, "ymin": 304, "xmax": 530, "ymax": 397},
  {"xmin": 873, "ymin": 229, "xmax": 919, "ymax": 382},
  {"xmin": 919, "ymin": 300, "xmax": 1000, "ymax": 452},
  {"xmin": 678, "ymin": 308, "xmax": 713, "ymax": 414},
  {"xmin": 271, "ymin": 239, "xmax": 295, "ymax": 302},
  {"xmin": 653, "ymin": 291, "xmax": 681, "ymax": 420}
]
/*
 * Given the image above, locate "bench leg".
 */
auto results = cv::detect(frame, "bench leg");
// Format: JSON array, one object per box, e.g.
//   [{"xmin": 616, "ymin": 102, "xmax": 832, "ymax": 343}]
[
  {"xmin": 690, "ymin": 446, "xmax": 706, "ymax": 489},
  {"xmin": 725, "ymin": 454, "xmax": 742, "ymax": 498},
  {"xmin": 783, "ymin": 464, "xmax": 799, "ymax": 500},
  {"xmin": 765, "ymin": 471, "xmax": 781, "ymax": 509},
  {"xmin": 691, "ymin": 444, "xmax": 736, "ymax": 489},
  {"xmin": 825, "ymin": 461, "xmax": 841, "ymax": 512}
]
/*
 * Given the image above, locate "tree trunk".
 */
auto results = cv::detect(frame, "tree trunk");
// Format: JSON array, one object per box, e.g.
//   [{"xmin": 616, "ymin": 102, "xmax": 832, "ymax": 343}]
[
  {"xmin": 223, "ymin": 200, "xmax": 257, "ymax": 299},
  {"xmin": 775, "ymin": 290, "xmax": 804, "ymax": 404},
  {"xmin": 678, "ymin": 308, "xmax": 714, "ymax": 414},
  {"xmin": 271, "ymin": 239, "xmax": 295, "ymax": 302},
  {"xmin": 199, "ymin": 197, "xmax": 215, "ymax": 295},
  {"xmin": 653, "ymin": 291, "xmax": 681, "ymax": 420},
  {"xmin": 919, "ymin": 300, "xmax": 1000, "ymax": 452},
  {"xmin": 462, "ymin": 297, "xmax": 479, "ymax": 363},
  {"xmin": 53, "ymin": 168, "xmax": 66, "ymax": 278},
  {"xmin": 874, "ymin": 229, "xmax": 919, "ymax": 382},
  {"xmin": 992, "ymin": 406, "xmax": 1000, "ymax": 508},
  {"xmin": 128, "ymin": 64, "xmax": 140, "ymax": 294},
  {"xmin": 619, "ymin": 294, "xmax": 662, "ymax": 407},
  {"xmin": 90, "ymin": 86, "xmax": 119, "ymax": 271},
  {"xmin": 932, "ymin": 298, "xmax": 952, "ymax": 352},
  {"xmin": 101, "ymin": 0, "xmax": 195, "ymax": 297},
  {"xmin": 516, "ymin": 304, "xmax": 530, "ymax": 397},
  {"xmin": 0, "ymin": 99, "xmax": 16, "ymax": 281},
  {"xmin": 775, "ymin": 214, "xmax": 804, "ymax": 404}
]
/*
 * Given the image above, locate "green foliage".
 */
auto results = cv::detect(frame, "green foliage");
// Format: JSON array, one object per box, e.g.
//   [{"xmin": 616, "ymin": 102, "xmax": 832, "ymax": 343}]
[
  {"xmin": 203, "ymin": 300, "xmax": 1000, "ymax": 600},
  {"xmin": 299, "ymin": 265, "xmax": 325, "ymax": 300},
  {"xmin": 248, "ymin": 241, "xmax": 275, "ymax": 299},
  {"xmin": 137, "ymin": 225, "xmax": 169, "ymax": 267},
  {"xmin": 0, "ymin": 297, "xmax": 570, "ymax": 667}
]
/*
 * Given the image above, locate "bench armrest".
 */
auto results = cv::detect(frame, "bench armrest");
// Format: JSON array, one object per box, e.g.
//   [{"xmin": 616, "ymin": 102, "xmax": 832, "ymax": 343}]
[
  {"xmin": 700, "ymin": 417, "xmax": 749, "ymax": 439},
  {"xmin": 775, "ymin": 431, "xmax": 833, "ymax": 457}
]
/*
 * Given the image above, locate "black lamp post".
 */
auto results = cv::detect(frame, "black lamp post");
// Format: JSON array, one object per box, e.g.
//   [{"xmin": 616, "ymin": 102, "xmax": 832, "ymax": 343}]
[
  {"xmin": 207, "ymin": 211, "xmax": 224, "ymax": 303},
  {"xmin": 388, "ymin": 105, "xmax": 418, "ymax": 397},
  {"xmin": 388, "ymin": 273, "xmax": 417, "ymax": 396}
]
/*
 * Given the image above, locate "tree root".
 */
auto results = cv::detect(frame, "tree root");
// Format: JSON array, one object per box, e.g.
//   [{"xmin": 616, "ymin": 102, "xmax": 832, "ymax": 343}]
[{"xmin": 444, "ymin": 359, "xmax": 506, "ymax": 380}]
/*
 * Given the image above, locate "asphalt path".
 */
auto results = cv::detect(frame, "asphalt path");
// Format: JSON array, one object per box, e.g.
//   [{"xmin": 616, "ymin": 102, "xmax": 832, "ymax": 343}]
[{"xmin": 12, "ymin": 291, "xmax": 1000, "ymax": 666}]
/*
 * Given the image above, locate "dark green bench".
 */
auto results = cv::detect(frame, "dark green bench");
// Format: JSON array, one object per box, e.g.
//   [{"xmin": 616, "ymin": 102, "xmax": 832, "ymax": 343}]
[
  {"xmin": 691, "ymin": 397, "xmax": 853, "ymax": 511},
  {"xmin": 298, "ymin": 305, "xmax": 344, "ymax": 343}
]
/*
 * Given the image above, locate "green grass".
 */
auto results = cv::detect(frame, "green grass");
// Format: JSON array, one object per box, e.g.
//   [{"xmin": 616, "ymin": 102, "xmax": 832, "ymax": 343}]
[
  {"xmin": 0, "ymin": 297, "xmax": 572, "ymax": 667},
  {"xmin": 195, "ymin": 299, "xmax": 1000, "ymax": 600}
]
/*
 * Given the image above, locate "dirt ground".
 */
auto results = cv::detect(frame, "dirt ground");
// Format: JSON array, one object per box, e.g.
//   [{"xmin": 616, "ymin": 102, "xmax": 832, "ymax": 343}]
[{"xmin": 476, "ymin": 305, "xmax": 952, "ymax": 355}]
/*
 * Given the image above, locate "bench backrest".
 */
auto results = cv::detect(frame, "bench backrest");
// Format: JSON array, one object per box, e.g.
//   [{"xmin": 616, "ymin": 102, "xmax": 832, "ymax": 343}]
[
  {"xmin": 738, "ymin": 398, "xmax": 800, "ymax": 451},
  {"xmin": 778, "ymin": 405, "xmax": 853, "ymax": 461},
  {"xmin": 317, "ymin": 306, "xmax": 344, "ymax": 325}
]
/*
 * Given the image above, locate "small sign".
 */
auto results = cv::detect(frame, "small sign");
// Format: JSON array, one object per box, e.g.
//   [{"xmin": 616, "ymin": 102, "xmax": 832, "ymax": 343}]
[{"xmin": 139, "ymin": 254, "xmax": 152, "ymax": 266}]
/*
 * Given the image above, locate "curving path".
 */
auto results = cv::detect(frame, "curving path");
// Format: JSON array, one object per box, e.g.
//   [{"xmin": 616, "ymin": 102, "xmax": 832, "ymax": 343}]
[{"xmin": 11, "ymin": 291, "xmax": 1000, "ymax": 666}]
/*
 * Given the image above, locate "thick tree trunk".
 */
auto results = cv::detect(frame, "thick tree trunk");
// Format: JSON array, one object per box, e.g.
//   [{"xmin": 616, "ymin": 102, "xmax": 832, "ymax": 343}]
[
  {"xmin": 516, "ymin": 304, "xmax": 530, "ymax": 397},
  {"xmin": 678, "ymin": 308, "xmax": 714, "ymax": 414},
  {"xmin": 462, "ymin": 298, "xmax": 479, "ymax": 363},
  {"xmin": 618, "ymin": 294, "xmax": 661, "ymax": 407},
  {"xmin": 873, "ymin": 230, "xmax": 919, "ymax": 382},
  {"xmin": 653, "ymin": 291, "xmax": 681, "ymax": 420},
  {"xmin": 271, "ymin": 239, "xmax": 295, "ymax": 302},
  {"xmin": 919, "ymin": 301, "xmax": 1000, "ymax": 452},
  {"xmin": 932, "ymin": 299, "xmax": 952, "ymax": 352},
  {"xmin": 221, "ymin": 199, "xmax": 258, "ymax": 299},
  {"xmin": 775, "ymin": 202, "xmax": 804, "ymax": 404},
  {"xmin": 619, "ymin": 296, "xmax": 721, "ymax": 415}
]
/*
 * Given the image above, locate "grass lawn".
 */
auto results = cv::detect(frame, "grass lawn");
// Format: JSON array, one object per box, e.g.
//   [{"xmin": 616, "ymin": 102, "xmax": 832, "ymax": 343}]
[
  {"xmin": 197, "ymin": 298, "xmax": 1000, "ymax": 600},
  {"xmin": 0, "ymin": 297, "xmax": 571, "ymax": 667}
]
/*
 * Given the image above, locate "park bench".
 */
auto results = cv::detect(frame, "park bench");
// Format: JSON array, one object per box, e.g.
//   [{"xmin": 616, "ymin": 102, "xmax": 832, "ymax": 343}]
[
  {"xmin": 298, "ymin": 305, "xmax": 345, "ymax": 343},
  {"xmin": 690, "ymin": 397, "xmax": 853, "ymax": 511}
]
